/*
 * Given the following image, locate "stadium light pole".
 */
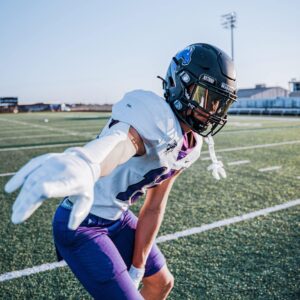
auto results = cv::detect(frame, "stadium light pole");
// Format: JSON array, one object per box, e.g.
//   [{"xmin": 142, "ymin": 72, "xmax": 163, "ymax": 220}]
[{"xmin": 221, "ymin": 12, "xmax": 237, "ymax": 60}]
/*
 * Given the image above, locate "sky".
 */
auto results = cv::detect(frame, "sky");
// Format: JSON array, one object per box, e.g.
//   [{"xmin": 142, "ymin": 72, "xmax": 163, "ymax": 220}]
[{"xmin": 0, "ymin": 0, "xmax": 300, "ymax": 104}]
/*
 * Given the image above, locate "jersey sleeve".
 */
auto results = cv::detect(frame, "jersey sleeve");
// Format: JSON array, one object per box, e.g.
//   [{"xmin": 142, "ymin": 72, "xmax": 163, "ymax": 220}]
[{"xmin": 111, "ymin": 90, "xmax": 181, "ymax": 149}]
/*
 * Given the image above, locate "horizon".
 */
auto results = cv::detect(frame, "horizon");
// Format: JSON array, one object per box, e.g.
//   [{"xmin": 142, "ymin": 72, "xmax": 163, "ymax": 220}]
[{"xmin": 3, "ymin": 81, "xmax": 296, "ymax": 105}]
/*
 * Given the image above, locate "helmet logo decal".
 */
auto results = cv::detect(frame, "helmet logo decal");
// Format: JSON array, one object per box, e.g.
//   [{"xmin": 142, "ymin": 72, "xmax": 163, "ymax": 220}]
[
  {"xmin": 174, "ymin": 100, "xmax": 183, "ymax": 110},
  {"xmin": 176, "ymin": 46, "xmax": 195, "ymax": 65}
]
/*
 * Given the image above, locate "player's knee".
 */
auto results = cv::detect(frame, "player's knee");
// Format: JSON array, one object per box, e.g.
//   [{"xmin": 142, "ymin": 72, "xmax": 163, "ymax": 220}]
[
  {"xmin": 150, "ymin": 271, "xmax": 174, "ymax": 294},
  {"xmin": 163, "ymin": 272, "xmax": 174, "ymax": 293}
]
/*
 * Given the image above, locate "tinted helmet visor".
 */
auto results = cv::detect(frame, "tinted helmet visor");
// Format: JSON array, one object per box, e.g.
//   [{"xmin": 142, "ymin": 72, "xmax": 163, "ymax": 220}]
[{"xmin": 185, "ymin": 84, "xmax": 235, "ymax": 136}]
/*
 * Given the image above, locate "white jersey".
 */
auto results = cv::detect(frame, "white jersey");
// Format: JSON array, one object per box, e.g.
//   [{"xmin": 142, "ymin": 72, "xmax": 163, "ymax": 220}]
[{"xmin": 90, "ymin": 90, "xmax": 203, "ymax": 220}]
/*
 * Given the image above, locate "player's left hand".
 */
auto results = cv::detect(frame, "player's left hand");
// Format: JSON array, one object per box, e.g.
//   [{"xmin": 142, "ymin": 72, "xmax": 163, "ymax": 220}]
[
  {"xmin": 128, "ymin": 265, "xmax": 145, "ymax": 289},
  {"xmin": 207, "ymin": 161, "xmax": 227, "ymax": 180}
]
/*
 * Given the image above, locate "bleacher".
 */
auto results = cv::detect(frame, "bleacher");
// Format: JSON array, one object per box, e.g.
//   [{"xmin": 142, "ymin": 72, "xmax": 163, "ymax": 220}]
[{"xmin": 229, "ymin": 97, "xmax": 300, "ymax": 116}]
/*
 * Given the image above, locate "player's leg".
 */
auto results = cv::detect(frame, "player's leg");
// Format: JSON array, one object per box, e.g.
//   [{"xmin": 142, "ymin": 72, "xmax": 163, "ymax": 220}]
[
  {"xmin": 140, "ymin": 265, "xmax": 174, "ymax": 300},
  {"xmin": 112, "ymin": 210, "xmax": 174, "ymax": 299},
  {"xmin": 52, "ymin": 205, "xmax": 143, "ymax": 300}
]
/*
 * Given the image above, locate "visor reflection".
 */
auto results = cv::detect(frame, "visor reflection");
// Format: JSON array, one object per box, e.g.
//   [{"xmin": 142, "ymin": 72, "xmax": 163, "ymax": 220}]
[{"xmin": 190, "ymin": 85, "xmax": 233, "ymax": 116}]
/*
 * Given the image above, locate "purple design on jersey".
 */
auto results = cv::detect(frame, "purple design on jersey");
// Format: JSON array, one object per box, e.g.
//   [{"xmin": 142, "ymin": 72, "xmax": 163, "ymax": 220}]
[
  {"xmin": 108, "ymin": 119, "xmax": 120, "ymax": 128},
  {"xmin": 116, "ymin": 167, "xmax": 167, "ymax": 203},
  {"xmin": 131, "ymin": 191, "xmax": 144, "ymax": 203},
  {"xmin": 116, "ymin": 133, "xmax": 196, "ymax": 204},
  {"xmin": 155, "ymin": 169, "xmax": 177, "ymax": 184},
  {"xmin": 177, "ymin": 132, "xmax": 196, "ymax": 160},
  {"xmin": 117, "ymin": 167, "xmax": 178, "ymax": 204}
]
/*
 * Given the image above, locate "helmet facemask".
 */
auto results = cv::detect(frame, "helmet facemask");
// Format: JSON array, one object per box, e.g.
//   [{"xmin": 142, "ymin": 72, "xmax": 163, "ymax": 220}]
[{"xmin": 172, "ymin": 73, "xmax": 235, "ymax": 137}]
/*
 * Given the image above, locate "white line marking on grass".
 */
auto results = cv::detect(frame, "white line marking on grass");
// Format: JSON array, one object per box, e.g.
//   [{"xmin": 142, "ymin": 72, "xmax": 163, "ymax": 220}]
[
  {"xmin": 0, "ymin": 261, "xmax": 67, "ymax": 282},
  {"xmin": 202, "ymin": 140, "xmax": 300, "ymax": 155},
  {"xmin": 201, "ymin": 156, "xmax": 222, "ymax": 161},
  {"xmin": 0, "ymin": 134, "xmax": 66, "ymax": 141},
  {"xmin": 0, "ymin": 118, "xmax": 94, "ymax": 138},
  {"xmin": 297, "ymin": 176, "xmax": 300, "ymax": 179},
  {"xmin": 227, "ymin": 160, "xmax": 250, "ymax": 166},
  {"xmin": 230, "ymin": 122, "xmax": 262, "ymax": 127},
  {"xmin": 1, "ymin": 126, "xmax": 101, "ymax": 134},
  {"xmin": 258, "ymin": 166, "xmax": 282, "ymax": 172},
  {"xmin": 2, "ymin": 139, "xmax": 300, "ymax": 153},
  {"xmin": 0, "ymin": 129, "xmax": 48, "ymax": 134},
  {"xmin": 230, "ymin": 116, "xmax": 300, "ymax": 122},
  {"xmin": 0, "ymin": 199, "xmax": 299, "ymax": 283},
  {"xmin": 156, "ymin": 198, "xmax": 300, "ymax": 243},
  {"xmin": 0, "ymin": 142, "xmax": 84, "ymax": 152},
  {"xmin": 0, "ymin": 172, "xmax": 16, "ymax": 177}
]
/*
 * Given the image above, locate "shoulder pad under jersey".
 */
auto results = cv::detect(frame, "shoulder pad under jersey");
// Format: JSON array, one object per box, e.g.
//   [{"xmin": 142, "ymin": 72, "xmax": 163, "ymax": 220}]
[{"xmin": 112, "ymin": 90, "xmax": 182, "ymax": 148}]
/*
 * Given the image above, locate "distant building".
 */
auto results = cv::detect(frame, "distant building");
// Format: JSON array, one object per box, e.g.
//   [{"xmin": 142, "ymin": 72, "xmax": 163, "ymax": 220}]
[
  {"xmin": 237, "ymin": 84, "xmax": 289, "ymax": 99},
  {"xmin": 18, "ymin": 103, "xmax": 52, "ymax": 112},
  {"xmin": 0, "ymin": 97, "xmax": 18, "ymax": 113},
  {"xmin": 229, "ymin": 82, "xmax": 300, "ymax": 116},
  {"xmin": 289, "ymin": 80, "xmax": 300, "ymax": 97}
]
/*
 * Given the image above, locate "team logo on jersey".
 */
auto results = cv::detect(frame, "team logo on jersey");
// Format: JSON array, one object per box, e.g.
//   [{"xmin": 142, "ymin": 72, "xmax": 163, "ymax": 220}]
[
  {"xmin": 176, "ymin": 46, "xmax": 195, "ymax": 66},
  {"xmin": 165, "ymin": 140, "xmax": 178, "ymax": 154}
]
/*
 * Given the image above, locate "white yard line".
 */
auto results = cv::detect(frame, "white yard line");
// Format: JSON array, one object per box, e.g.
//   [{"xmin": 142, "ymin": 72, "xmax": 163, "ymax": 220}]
[
  {"xmin": 0, "ymin": 134, "xmax": 66, "ymax": 141},
  {"xmin": 0, "ymin": 142, "xmax": 84, "ymax": 152},
  {"xmin": 156, "ymin": 199, "xmax": 300, "ymax": 243},
  {"xmin": 259, "ymin": 166, "xmax": 282, "ymax": 172},
  {"xmin": 0, "ymin": 118, "xmax": 94, "ymax": 138},
  {"xmin": 0, "ymin": 129, "xmax": 49, "ymax": 134},
  {"xmin": 1, "ymin": 125, "xmax": 101, "ymax": 134},
  {"xmin": 200, "ymin": 156, "xmax": 222, "ymax": 161},
  {"xmin": 297, "ymin": 176, "xmax": 300, "ymax": 179},
  {"xmin": 201, "ymin": 140, "xmax": 300, "ymax": 154},
  {"xmin": 227, "ymin": 160, "xmax": 250, "ymax": 166},
  {"xmin": 229, "ymin": 122, "xmax": 262, "ymax": 127},
  {"xmin": 1, "ymin": 139, "xmax": 299, "ymax": 153},
  {"xmin": 0, "ymin": 198, "xmax": 299, "ymax": 283},
  {"xmin": 0, "ymin": 172, "xmax": 16, "ymax": 177},
  {"xmin": 230, "ymin": 116, "xmax": 300, "ymax": 122}
]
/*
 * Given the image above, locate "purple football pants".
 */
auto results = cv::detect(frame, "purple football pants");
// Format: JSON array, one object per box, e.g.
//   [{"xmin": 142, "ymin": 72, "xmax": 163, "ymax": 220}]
[{"xmin": 52, "ymin": 203, "xmax": 166, "ymax": 300}]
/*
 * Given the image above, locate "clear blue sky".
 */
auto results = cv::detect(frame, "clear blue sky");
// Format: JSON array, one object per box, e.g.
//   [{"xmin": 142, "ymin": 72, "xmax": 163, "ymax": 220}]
[{"xmin": 1, "ymin": 0, "xmax": 299, "ymax": 104}]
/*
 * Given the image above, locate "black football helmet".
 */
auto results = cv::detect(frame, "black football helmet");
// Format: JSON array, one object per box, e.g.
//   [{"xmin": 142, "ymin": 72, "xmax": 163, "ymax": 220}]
[{"xmin": 162, "ymin": 43, "xmax": 237, "ymax": 136}]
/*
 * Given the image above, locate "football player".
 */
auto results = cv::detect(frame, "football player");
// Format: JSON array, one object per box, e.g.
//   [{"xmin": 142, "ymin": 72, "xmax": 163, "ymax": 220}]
[{"xmin": 5, "ymin": 43, "xmax": 236, "ymax": 299}]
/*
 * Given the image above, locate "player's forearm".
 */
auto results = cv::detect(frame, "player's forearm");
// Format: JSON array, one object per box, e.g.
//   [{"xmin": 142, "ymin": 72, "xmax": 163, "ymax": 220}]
[
  {"xmin": 132, "ymin": 206, "xmax": 166, "ymax": 269},
  {"xmin": 131, "ymin": 173, "xmax": 178, "ymax": 269},
  {"xmin": 69, "ymin": 122, "xmax": 136, "ymax": 178}
]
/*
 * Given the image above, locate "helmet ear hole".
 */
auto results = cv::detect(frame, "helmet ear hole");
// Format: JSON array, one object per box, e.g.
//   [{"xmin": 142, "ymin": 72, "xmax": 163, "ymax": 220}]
[{"xmin": 169, "ymin": 76, "xmax": 175, "ymax": 87}]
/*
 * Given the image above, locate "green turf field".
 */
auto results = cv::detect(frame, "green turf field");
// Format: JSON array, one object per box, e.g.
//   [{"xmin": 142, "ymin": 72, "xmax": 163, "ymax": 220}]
[{"xmin": 0, "ymin": 112, "xmax": 299, "ymax": 299}]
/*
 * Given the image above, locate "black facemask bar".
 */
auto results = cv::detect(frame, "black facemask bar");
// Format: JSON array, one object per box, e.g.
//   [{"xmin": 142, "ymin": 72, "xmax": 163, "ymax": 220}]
[{"xmin": 180, "ymin": 101, "xmax": 228, "ymax": 137}]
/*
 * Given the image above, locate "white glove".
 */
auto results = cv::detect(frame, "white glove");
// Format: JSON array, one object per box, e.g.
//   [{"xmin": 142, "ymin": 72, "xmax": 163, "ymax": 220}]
[
  {"xmin": 5, "ymin": 151, "xmax": 100, "ymax": 230},
  {"xmin": 207, "ymin": 161, "xmax": 227, "ymax": 180},
  {"xmin": 128, "ymin": 265, "xmax": 145, "ymax": 289},
  {"xmin": 5, "ymin": 122, "xmax": 137, "ymax": 231}
]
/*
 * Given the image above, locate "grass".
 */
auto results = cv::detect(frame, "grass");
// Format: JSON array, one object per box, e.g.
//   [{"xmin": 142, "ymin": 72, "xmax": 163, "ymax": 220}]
[{"xmin": 0, "ymin": 112, "xmax": 299, "ymax": 299}]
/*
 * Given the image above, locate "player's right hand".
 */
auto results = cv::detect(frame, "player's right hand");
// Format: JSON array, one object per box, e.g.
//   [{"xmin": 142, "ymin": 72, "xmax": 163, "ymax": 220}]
[
  {"xmin": 128, "ymin": 265, "xmax": 145, "ymax": 289},
  {"xmin": 5, "ymin": 152, "xmax": 98, "ymax": 230}
]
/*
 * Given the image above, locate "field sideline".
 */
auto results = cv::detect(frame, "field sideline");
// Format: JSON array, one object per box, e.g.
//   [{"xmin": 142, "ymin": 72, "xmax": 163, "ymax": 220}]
[{"xmin": 0, "ymin": 112, "xmax": 299, "ymax": 299}]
